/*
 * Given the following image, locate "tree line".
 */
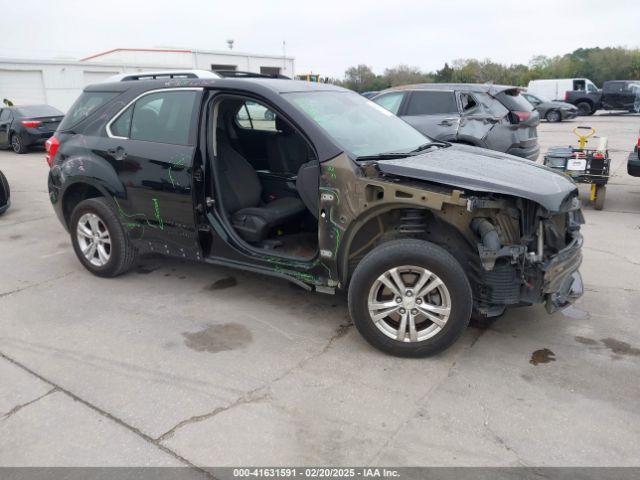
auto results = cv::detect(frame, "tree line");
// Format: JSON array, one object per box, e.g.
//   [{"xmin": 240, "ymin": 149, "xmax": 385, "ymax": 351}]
[{"xmin": 334, "ymin": 47, "xmax": 640, "ymax": 92}]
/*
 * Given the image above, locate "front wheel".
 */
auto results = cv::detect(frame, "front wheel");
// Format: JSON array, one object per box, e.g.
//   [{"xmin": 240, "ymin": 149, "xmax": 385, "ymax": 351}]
[
  {"xmin": 70, "ymin": 198, "xmax": 138, "ymax": 277},
  {"xmin": 545, "ymin": 110, "xmax": 562, "ymax": 123},
  {"xmin": 348, "ymin": 239, "xmax": 472, "ymax": 357}
]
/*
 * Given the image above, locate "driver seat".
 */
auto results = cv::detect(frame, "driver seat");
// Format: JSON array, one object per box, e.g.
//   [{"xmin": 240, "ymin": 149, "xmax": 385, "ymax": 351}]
[{"xmin": 217, "ymin": 136, "xmax": 305, "ymax": 243}]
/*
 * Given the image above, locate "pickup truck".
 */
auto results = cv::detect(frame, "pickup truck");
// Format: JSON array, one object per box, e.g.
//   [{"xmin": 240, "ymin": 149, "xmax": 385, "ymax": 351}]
[{"xmin": 566, "ymin": 80, "xmax": 640, "ymax": 115}]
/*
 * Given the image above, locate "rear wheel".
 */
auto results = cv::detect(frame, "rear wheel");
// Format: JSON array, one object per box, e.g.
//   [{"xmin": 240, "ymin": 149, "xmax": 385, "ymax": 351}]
[
  {"xmin": 594, "ymin": 185, "xmax": 606, "ymax": 210},
  {"xmin": 70, "ymin": 198, "xmax": 138, "ymax": 277},
  {"xmin": 545, "ymin": 110, "xmax": 562, "ymax": 123},
  {"xmin": 11, "ymin": 134, "xmax": 27, "ymax": 154},
  {"xmin": 348, "ymin": 239, "xmax": 472, "ymax": 357},
  {"xmin": 576, "ymin": 102, "xmax": 592, "ymax": 116}
]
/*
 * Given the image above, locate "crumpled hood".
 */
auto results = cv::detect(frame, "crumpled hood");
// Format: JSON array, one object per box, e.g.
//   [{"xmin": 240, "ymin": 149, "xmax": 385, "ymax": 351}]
[{"xmin": 376, "ymin": 144, "xmax": 578, "ymax": 212}]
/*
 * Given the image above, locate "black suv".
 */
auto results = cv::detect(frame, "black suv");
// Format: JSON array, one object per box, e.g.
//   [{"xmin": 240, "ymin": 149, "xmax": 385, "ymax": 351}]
[
  {"xmin": 48, "ymin": 78, "xmax": 584, "ymax": 357},
  {"xmin": 372, "ymin": 84, "xmax": 540, "ymax": 160}
]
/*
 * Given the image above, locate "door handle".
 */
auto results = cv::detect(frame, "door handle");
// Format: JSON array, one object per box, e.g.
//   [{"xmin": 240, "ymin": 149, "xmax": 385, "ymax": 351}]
[
  {"xmin": 107, "ymin": 146, "xmax": 127, "ymax": 160},
  {"xmin": 438, "ymin": 117, "xmax": 458, "ymax": 126}
]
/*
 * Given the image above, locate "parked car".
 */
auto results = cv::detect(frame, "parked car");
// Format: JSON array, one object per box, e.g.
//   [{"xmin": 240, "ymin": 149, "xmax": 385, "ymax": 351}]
[
  {"xmin": 47, "ymin": 78, "xmax": 583, "ymax": 357},
  {"xmin": 103, "ymin": 69, "xmax": 220, "ymax": 82},
  {"xmin": 527, "ymin": 78, "xmax": 599, "ymax": 103},
  {"xmin": 551, "ymin": 79, "xmax": 640, "ymax": 116},
  {"xmin": 0, "ymin": 169, "xmax": 9, "ymax": 215},
  {"xmin": 0, "ymin": 105, "xmax": 64, "ymax": 154},
  {"xmin": 522, "ymin": 92, "xmax": 577, "ymax": 123},
  {"xmin": 361, "ymin": 91, "xmax": 379, "ymax": 99},
  {"xmin": 629, "ymin": 128, "xmax": 640, "ymax": 177},
  {"xmin": 372, "ymin": 83, "xmax": 540, "ymax": 160}
]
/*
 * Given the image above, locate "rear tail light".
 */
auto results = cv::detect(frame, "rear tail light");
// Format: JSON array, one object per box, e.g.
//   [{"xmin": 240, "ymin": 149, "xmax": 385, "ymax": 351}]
[
  {"xmin": 45, "ymin": 136, "xmax": 60, "ymax": 167},
  {"xmin": 510, "ymin": 111, "xmax": 531, "ymax": 123},
  {"xmin": 21, "ymin": 120, "xmax": 42, "ymax": 128},
  {"xmin": 593, "ymin": 152, "xmax": 605, "ymax": 159}
]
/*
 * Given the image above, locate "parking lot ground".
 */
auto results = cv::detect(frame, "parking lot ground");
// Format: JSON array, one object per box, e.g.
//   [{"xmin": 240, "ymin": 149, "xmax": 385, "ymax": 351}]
[{"xmin": 1, "ymin": 113, "xmax": 639, "ymax": 468}]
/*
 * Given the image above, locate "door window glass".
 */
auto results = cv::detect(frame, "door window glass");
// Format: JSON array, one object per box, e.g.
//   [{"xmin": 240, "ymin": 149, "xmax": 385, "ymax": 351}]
[
  {"xmin": 0, "ymin": 109, "xmax": 10, "ymax": 121},
  {"xmin": 235, "ymin": 101, "xmax": 276, "ymax": 131},
  {"xmin": 129, "ymin": 90, "xmax": 197, "ymax": 145},
  {"xmin": 406, "ymin": 91, "xmax": 458, "ymax": 115},
  {"xmin": 372, "ymin": 92, "xmax": 405, "ymax": 114}
]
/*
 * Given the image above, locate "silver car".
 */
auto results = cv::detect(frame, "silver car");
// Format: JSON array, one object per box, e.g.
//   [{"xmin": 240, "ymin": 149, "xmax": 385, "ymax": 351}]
[{"xmin": 373, "ymin": 83, "xmax": 540, "ymax": 160}]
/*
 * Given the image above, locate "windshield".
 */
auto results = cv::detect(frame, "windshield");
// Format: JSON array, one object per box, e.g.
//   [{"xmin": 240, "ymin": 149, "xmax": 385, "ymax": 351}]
[{"xmin": 284, "ymin": 90, "xmax": 429, "ymax": 158}]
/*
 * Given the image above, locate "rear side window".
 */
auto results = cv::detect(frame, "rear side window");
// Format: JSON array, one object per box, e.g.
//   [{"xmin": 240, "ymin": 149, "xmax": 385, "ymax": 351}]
[
  {"xmin": 110, "ymin": 106, "xmax": 133, "ymax": 137},
  {"xmin": 459, "ymin": 93, "xmax": 478, "ymax": 111},
  {"xmin": 406, "ymin": 91, "xmax": 458, "ymax": 115},
  {"xmin": 372, "ymin": 92, "xmax": 405, "ymax": 114},
  {"xmin": 495, "ymin": 90, "xmax": 534, "ymax": 112},
  {"xmin": 59, "ymin": 91, "xmax": 119, "ymax": 130},
  {"xmin": 110, "ymin": 90, "xmax": 197, "ymax": 145}
]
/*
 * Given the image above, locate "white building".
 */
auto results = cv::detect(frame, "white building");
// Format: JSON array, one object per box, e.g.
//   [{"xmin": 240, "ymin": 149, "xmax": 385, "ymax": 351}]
[{"xmin": 0, "ymin": 47, "xmax": 295, "ymax": 112}]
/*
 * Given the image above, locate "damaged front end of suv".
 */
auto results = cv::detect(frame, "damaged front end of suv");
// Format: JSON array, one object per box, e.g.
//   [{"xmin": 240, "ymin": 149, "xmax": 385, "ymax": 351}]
[{"xmin": 326, "ymin": 143, "xmax": 584, "ymax": 324}]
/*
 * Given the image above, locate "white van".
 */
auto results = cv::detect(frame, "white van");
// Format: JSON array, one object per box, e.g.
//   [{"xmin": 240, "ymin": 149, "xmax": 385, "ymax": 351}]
[{"xmin": 527, "ymin": 78, "xmax": 599, "ymax": 101}]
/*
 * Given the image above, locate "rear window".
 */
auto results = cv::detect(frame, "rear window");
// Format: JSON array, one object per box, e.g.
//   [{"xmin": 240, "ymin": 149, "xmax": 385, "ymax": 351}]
[
  {"xmin": 15, "ymin": 105, "xmax": 63, "ymax": 117},
  {"xmin": 406, "ymin": 91, "xmax": 458, "ymax": 115},
  {"xmin": 495, "ymin": 90, "xmax": 533, "ymax": 112},
  {"xmin": 58, "ymin": 91, "xmax": 119, "ymax": 131}
]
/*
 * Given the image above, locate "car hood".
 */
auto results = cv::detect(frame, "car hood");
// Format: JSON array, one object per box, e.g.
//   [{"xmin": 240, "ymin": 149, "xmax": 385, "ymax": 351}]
[{"xmin": 376, "ymin": 144, "xmax": 578, "ymax": 212}]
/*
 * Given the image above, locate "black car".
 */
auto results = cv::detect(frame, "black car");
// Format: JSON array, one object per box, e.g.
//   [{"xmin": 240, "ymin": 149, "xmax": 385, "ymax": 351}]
[
  {"xmin": 47, "ymin": 78, "xmax": 583, "ymax": 357},
  {"xmin": 372, "ymin": 84, "xmax": 540, "ymax": 160},
  {"xmin": 0, "ymin": 105, "xmax": 64, "ymax": 154}
]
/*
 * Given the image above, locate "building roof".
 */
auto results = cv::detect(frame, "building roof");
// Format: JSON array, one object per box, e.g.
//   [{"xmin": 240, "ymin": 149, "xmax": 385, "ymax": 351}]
[{"xmin": 80, "ymin": 47, "xmax": 294, "ymax": 62}]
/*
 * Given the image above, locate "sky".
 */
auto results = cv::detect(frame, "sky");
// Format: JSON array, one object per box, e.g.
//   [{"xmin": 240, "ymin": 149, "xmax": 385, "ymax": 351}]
[{"xmin": 2, "ymin": 0, "xmax": 639, "ymax": 78}]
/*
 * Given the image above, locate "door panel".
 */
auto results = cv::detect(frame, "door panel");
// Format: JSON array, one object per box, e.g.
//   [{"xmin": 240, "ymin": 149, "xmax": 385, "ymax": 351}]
[
  {"xmin": 101, "ymin": 138, "xmax": 198, "ymax": 248},
  {"xmin": 101, "ymin": 88, "xmax": 202, "ymax": 254},
  {"xmin": 400, "ymin": 91, "xmax": 461, "ymax": 141}
]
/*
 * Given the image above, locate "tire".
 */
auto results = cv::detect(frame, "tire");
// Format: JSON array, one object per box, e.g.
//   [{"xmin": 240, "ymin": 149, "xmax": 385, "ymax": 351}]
[
  {"xmin": 594, "ymin": 185, "xmax": 606, "ymax": 210},
  {"xmin": 576, "ymin": 102, "xmax": 592, "ymax": 116},
  {"xmin": 545, "ymin": 110, "xmax": 562, "ymax": 123},
  {"xmin": 70, "ymin": 197, "xmax": 138, "ymax": 277},
  {"xmin": 348, "ymin": 239, "xmax": 473, "ymax": 357},
  {"xmin": 11, "ymin": 134, "xmax": 28, "ymax": 154},
  {"xmin": 0, "ymin": 170, "xmax": 10, "ymax": 215}
]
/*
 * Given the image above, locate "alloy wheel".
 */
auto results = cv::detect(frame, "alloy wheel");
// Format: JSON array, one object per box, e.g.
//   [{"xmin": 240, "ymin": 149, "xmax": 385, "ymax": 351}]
[
  {"xmin": 11, "ymin": 136, "xmax": 21, "ymax": 153},
  {"xmin": 76, "ymin": 212, "xmax": 111, "ymax": 267},
  {"xmin": 367, "ymin": 265, "xmax": 451, "ymax": 342}
]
